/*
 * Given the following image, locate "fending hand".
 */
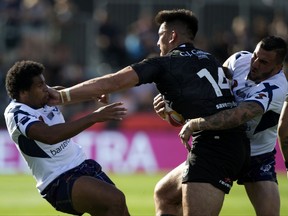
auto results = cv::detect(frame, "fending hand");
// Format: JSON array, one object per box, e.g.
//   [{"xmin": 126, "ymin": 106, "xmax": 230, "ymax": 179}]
[
  {"xmin": 179, "ymin": 120, "xmax": 194, "ymax": 152},
  {"xmin": 153, "ymin": 93, "xmax": 166, "ymax": 119},
  {"xmin": 47, "ymin": 86, "xmax": 61, "ymax": 106},
  {"xmin": 92, "ymin": 102, "xmax": 127, "ymax": 122}
]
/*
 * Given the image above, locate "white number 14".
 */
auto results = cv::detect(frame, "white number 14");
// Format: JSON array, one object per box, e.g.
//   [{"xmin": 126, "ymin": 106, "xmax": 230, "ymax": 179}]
[{"xmin": 197, "ymin": 68, "xmax": 231, "ymax": 97}]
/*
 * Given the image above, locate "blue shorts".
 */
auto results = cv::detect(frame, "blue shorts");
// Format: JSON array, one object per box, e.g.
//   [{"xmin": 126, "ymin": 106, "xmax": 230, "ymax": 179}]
[
  {"xmin": 237, "ymin": 149, "xmax": 278, "ymax": 184},
  {"xmin": 41, "ymin": 159, "xmax": 115, "ymax": 215}
]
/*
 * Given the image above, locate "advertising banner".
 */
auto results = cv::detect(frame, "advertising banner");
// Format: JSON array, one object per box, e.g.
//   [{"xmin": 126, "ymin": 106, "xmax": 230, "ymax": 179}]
[{"xmin": 0, "ymin": 129, "xmax": 285, "ymax": 174}]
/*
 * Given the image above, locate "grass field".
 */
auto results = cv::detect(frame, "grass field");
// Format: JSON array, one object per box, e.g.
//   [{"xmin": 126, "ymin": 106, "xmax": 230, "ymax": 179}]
[{"xmin": 0, "ymin": 172, "xmax": 287, "ymax": 216}]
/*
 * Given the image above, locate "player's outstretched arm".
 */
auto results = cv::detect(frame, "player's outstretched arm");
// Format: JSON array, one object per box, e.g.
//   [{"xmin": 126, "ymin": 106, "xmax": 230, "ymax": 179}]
[
  {"xmin": 48, "ymin": 66, "xmax": 139, "ymax": 106},
  {"xmin": 27, "ymin": 102, "xmax": 127, "ymax": 144},
  {"xmin": 278, "ymin": 100, "xmax": 288, "ymax": 177}
]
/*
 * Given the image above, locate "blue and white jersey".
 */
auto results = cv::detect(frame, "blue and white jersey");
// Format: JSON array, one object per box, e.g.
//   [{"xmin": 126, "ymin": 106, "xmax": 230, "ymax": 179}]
[
  {"xmin": 4, "ymin": 100, "xmax": 87, "ymax": 192},
  {"xmin": 226, "ymin": 51, "xmax": 288, "ymax": 156}
]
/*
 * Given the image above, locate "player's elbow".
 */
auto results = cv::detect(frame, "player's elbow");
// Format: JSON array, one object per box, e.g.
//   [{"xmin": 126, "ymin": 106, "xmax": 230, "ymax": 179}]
[{"xmin": 278, "ymin": 123, "xmax": 288, "ymax": 141}]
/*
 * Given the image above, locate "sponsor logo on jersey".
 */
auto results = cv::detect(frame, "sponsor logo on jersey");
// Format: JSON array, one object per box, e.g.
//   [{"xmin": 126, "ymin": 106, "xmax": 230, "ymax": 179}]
[
  {"xmin": 216, "ymin": 101, "xmax": 237, "ymax": 109},
  {"xmin": 255, "ymin": 93, "xmax": 267, "ymax": 99},
  {"xmin": 47, "ymin": 111, "xmax": 55, "ymax": 120},
  {"xmin": 50, "ymin": 139, "xmax": 70, "ymax": 156},
  {"xmin": 179, "ymin": 50, "xmax": 210, "ymax": 59}
]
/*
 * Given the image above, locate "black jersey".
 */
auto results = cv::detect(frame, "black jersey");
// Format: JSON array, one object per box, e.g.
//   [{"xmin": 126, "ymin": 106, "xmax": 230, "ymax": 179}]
[
  {"xmin": 132, "ymin": 44, "xmax": 250, "ymax": 188},
  {"xmin": 131, "ymin": 43, "xmax": 236, "ymax": 120}
]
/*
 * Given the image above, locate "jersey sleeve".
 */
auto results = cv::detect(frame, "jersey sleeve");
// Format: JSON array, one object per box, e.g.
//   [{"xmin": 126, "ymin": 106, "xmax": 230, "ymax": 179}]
[
  {"xmin": 131, "ymin": 57, "xmax": 163, "ymax": 85},
  {"xmin": 243, "ymin": 85, "xmax": 269, "ymax": 111},
  {"xmin": 245, "ymin": 80, "xmax": 284, "ymax": 112},
  {"xmin": 11, "ymin": 106, "xmax": 41, "ymax": 137},
  {"xmin": 226, "ymin": 51, "xmax": 251, "ymax": 74}
]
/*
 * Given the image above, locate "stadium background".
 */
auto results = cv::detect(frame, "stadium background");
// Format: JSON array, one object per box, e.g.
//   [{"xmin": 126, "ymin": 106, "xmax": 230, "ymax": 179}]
[{"xmin": 0, "ymin": 0, "xmax": 287, "ymax": 175}]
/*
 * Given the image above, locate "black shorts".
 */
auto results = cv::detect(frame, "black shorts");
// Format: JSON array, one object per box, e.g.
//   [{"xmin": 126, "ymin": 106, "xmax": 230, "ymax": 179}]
[
  {"xmin": 182, "ymin": 129, "xmax": 250, "ymax": 194},
  {"xmin": 237, "ymin": 149, "xmax": 278, "ymax": 184},
  {"xmin": 41, "ymin": 159, "xmax": 115, "ymax": 215}
]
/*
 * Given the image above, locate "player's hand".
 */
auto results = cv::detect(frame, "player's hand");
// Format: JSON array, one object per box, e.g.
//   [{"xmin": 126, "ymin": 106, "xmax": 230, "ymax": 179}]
[
  {"xmin": 91, "ymin": 102, "xmax": 127, "ymax": 122},
  {"xmin": 179, "ymin": 120, "xmax": 194, "ymax": 152},
  {"xmin": 153, "ymin": 93, "xmax": 166, "ymax": 120},
  {"xmin": 47, "ymin": 86, "xmax": 62, "ymax": 105}
]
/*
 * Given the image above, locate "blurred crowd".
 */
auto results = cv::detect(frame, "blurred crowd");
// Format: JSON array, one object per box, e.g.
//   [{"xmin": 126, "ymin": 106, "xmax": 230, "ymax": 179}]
[{"xmin": 0, "ymin": 0, "xmax": 287, "ymax": 128}]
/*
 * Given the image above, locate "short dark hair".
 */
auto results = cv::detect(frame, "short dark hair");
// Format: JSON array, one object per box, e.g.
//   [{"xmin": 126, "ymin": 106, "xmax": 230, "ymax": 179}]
[
  {"xmin": 5, "ymin": 60, "xmax": 45, "ymax": 100},
  {"xmin": 155, "ymin": 9, "xmax": 198, "ymax": 40},
  {"xmin": 259, "ymin": 36, "xmax": 287, "ymax": 64}
]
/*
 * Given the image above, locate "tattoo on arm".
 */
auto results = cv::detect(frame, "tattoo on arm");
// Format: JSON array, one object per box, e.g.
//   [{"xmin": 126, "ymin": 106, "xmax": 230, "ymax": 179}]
[{"xmin": 200, "ymin": 101, "xmax": 264, "ymax": 130}]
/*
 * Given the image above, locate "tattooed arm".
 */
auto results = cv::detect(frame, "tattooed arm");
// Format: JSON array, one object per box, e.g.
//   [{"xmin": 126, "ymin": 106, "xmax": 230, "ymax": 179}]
[
  {"xmin": 195, "ymin": 101, "xmax": 263, "ymax": 130},
  {"xmin": 179, "ymin": 101, "xmax": 263, "ymax": 151},
  {"xmin": 277, "ymin": 100, "xmax": 288, "ymax": 177}
]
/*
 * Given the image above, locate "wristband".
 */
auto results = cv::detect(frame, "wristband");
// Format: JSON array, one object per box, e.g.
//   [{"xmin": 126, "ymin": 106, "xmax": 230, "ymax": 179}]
[
  {"xmin": 285, "ymin": 161, "xmax": 288, "ymax": 171},
  {"xmin": 59, "ymin": 89, "xmax": 71, "ymax": 103},
  {"xmin": 65, "ymin": 89, "xmax": 71, "ymax": 102}
]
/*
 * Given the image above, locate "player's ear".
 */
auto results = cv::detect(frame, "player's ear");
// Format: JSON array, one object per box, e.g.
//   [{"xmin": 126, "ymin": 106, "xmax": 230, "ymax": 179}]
[{"xmin": 169, "ymin": 30, "xmax": 177, "ymax": 43}]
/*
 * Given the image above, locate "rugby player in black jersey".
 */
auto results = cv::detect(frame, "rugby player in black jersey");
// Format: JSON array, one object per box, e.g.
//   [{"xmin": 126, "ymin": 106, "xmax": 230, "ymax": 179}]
[
  {"xmin": 155, "ymin": 36, "xmax": 287, "ymax": 216},
  {"xmin": 48, "ymin": 9, "xmax": 250, "ymax": 216}
]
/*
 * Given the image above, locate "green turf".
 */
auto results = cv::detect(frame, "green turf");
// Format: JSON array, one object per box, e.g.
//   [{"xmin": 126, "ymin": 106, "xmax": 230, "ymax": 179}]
[{"xmin": 0, "ymin": 172, "xmax": 287, "ymax": 215}]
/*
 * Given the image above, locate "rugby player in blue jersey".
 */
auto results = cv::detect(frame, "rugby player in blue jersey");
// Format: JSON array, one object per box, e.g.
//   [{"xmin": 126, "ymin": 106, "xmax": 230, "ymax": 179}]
[{"xmin": 4, "ymin": 60, "xmax": 129, "ymax": 216}]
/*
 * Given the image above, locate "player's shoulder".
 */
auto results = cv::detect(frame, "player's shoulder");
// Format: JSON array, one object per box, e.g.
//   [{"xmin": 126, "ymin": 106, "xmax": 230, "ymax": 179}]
[
  {"xmin": 234, "ymin": 51, "xmax": 251, "ymax": 59},
  {"xmin": 225, "ymin": 51, "xmax": 252, "ymax": 71},
  {"xmin": 262, "ymin": 69, "xmax": 287, "ymax": 86},
  {"xmin": 255, "ymin": 71, "xmax": 288, "ymax": 105},
  {"xmin": 266, "ymin": 70, "xmax": 288, "ymax": 94},
  {"xmin": 231, "ymin": 51, "xmax": 251, "ymax": 64},
  {"xmin": 5, "ymin": 100, "xmax": 26, "ymax": 114},
  {"xmin": 5, "ymin": 101, "xmax": 43, "ymax": 118}
]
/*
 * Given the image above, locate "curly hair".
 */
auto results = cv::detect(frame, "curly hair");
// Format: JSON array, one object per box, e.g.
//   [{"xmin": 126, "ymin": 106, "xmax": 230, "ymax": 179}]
[
  {"xmin": 5, "ymin": 60, "xmax": 45, "ymax": 100},
  {"xmin": 155, "ymin": 9, "xmax": 198, "ymax": 40}
]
